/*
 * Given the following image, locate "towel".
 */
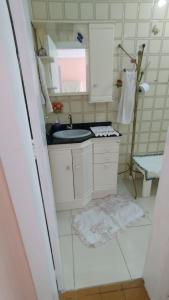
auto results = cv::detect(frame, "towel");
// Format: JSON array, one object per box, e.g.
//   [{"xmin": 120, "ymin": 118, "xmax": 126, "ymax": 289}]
[
  {"xmin": 90, "ymin": 126, "xmax": 119, "ymax": 137},
  {"xmin": 117, "ymin": 70, "xmax": 136, "ymax": 124},
  {"xmin": 37, "ymin": 56, "xmax": 53, "ymax": 114}
]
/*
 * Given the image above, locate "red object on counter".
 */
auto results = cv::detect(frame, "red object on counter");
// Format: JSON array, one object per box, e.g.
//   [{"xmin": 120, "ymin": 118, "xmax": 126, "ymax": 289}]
[
  {"xmin": 116, "ymin": 79, "xmax": 123, "ymax": 88},
  {"xmin": 52, "ymin": 101, "xmax": 63, "ymax": 113}
]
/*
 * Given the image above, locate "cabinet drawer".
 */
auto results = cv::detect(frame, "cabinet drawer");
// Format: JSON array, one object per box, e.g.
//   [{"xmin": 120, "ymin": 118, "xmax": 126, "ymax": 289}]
[
  {"xmin": 94, "ymin": 142, "xmax": 119, "ymax": 154},
  {"xmin": 94, "ymin": 163, "xmax": 118, "ymax": 190},
  {"xmin": 94, "ymin": 152, "xmax": 119, "ymax": 164}
]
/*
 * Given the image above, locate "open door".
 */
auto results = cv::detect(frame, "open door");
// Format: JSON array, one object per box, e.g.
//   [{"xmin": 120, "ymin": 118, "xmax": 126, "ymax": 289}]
[
  {"xmin": 144, "ymin": 130, "xmax": 169, "ymax": 300},
  {"xmin": 7, "ymin": 0, "xmax": 64, "ymax": 291},
  {"xmin": 0, "ymin": 0, "xmax": 60, "ymax": 299}
]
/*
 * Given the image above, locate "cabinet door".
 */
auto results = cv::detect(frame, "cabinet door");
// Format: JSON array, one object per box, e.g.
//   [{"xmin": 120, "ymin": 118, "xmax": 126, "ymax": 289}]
[
  {"xmin": 48, "ymin": 149, "xmax": 74, "ymax": 203},
  {"xmin": 89, "ymin": 23, "xmax": 114, "ymax": 103},
  {"xmin": 72, "ymin": 145, "xmax": 93, "ymax": 200},
  {"xmin": 94, "ymin": 163, "xmax": 118, "ymax": 191}
]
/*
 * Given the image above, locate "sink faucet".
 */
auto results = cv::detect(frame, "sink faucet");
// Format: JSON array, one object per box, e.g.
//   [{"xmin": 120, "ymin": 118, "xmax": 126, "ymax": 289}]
[{"xmin": 67, "ymin": 113, "xmax": 73, "ymax": 129}]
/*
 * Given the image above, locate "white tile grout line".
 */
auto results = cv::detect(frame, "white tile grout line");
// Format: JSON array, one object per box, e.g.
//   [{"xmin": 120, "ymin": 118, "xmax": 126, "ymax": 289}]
[
  {"xmin": 116, "ymin": 236, "xmax": 132, "ymax": 280},
  {"xmin": 58, "ymin": 221, "xmax": 152, "ymax": 238}
]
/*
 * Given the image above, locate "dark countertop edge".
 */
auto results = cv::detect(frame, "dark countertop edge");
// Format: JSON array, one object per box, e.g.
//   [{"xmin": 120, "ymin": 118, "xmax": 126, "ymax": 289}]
[{"xmin": 46, "ymin": 122, "xmax": 122, "ymax": 145}]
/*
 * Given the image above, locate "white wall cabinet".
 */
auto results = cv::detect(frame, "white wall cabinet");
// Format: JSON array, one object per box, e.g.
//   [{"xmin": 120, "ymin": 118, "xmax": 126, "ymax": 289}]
[
  {"xmin": 89, "ymin": 24, "xmax": 114, "ymax": 103},
  {"xmin": 48, "ymin": 137, "xmax": 120, "ymax": 210}
]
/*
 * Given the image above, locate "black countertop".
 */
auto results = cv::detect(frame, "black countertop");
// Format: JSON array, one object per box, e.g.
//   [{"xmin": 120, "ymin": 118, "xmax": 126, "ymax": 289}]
[{"xmin": 46, "ymin": 122, "xmax": 121, "ymax": 145}]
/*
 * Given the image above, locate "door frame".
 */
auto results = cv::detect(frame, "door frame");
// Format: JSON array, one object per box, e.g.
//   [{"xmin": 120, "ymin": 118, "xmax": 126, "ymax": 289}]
[
  {"xmin": 5, "ymin": 1, "xmax": 169, "ymax": 298},
  {"xmin": 0, "ymin": 0, "xmax": 61, "ymax": 299},
  {"xmin": 7, "ymin": 0, "xmax": 64, "ymax": 292}
]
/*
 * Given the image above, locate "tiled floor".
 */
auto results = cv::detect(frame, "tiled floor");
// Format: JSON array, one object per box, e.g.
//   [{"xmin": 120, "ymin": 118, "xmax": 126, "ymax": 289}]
[{"xmin": 57, "ymin": 178, "xmax": 157, "ymax": 291}]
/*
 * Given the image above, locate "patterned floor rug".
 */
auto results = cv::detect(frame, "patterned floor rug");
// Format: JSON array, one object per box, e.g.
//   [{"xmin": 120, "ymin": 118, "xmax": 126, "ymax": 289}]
[{"xmin": 72, "ymin": 195, "xmax": 144, "ymax": 247}]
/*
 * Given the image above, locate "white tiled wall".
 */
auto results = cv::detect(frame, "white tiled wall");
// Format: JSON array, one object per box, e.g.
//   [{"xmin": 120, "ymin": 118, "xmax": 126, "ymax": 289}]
[{"xmin": 31, "ymin": 0, "xmax": 169, "ymax": 172}]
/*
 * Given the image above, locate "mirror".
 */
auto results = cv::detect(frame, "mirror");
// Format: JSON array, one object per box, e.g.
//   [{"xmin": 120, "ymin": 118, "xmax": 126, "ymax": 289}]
[
  {"xmin": 35, "ymin": 23, "xmax": 88, "ymax": 95},
  {"xmin": 34, "ymin": 22, "xmax": 114, "ymax": 102}
]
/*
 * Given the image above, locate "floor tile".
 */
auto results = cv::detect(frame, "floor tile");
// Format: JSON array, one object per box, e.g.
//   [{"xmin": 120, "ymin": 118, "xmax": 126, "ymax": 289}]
[
  {"xmin": 127, "ymin": 213, "xmax": 151, "ymax": 227},
  {"xmin": 117, "ymin": 226, "xmax": 151, "ymax": 279},
  {"xmin": 101, "ymin": 291, "xmax": 125, "ymax": 300},
  {"xmin": 118, "ymin": 178, "xmax": 143, "ymax": 198},
  {"xmin": 117, "ymin": 178, "xmax": 131, "ymax": 196},
  {"xmin": 136, "ymin": 197, "xmax": 156, "ymax": 222},
  {"xmin": 118, "ymin": 178, "xmax": 156, "ymax": 222},
  {"xmin": 124, "ymin": 287, "xmax": 150, "ymax": 300},
  {"xmin": 119, "ymin": 177, "xmax": 158, "ymax": 199},
  {"xmin": 57, "ymin": 178, "xmax": 157, "ymax": 291},
  {"xmin": 57, "ymin": 211, "xmax": 72, "ymax": 236},
  {"xmin": 73, "ymin": 236, "xmax": 130, "ymax": 289},
  {"xmin": 59, "ymin": 236, "xmax": 74, "ymax": 291}
]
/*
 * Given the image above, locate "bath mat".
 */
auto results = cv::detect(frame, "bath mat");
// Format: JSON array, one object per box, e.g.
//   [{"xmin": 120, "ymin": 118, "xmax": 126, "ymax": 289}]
[{"xmin": 72, "ymin": 195, "xmax": 144, "ymax": 248}]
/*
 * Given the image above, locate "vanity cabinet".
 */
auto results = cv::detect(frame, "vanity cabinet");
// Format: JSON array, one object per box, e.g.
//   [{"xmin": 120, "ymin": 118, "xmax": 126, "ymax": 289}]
[
  {"xmin": 48, "ymin": 137, "xmax": 120, "ymax": 210},
  {"xmin": 48, "ymin": 142, "xmax": 93, "ymax": 210}
]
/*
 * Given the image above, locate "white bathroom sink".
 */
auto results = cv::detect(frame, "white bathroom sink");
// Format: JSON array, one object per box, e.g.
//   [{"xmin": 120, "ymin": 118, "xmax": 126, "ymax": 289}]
[{"xmin": 53, "ymin": 129, "xmax": 91, "ymax": 139}]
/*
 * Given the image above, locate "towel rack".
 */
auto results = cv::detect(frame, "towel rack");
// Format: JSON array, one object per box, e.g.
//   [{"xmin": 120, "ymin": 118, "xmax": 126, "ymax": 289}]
[
  {"xmin": 118, "ymin": 44, "xmax": 137, "ymax": 65},
  {"xmin": 118, "ymin": 43, "xmax": 146, "ymax": 199}
]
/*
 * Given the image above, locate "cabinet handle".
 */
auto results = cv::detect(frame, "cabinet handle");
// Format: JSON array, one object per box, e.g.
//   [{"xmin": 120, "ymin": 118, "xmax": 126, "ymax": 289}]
[{"xmin": 66, "ymin": 166, "xmax": 70, "ymax": 170}]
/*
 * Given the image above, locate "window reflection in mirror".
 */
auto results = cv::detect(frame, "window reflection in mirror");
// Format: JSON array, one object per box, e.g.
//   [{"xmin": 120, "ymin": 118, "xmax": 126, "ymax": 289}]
[
  {"xmin": 37, "ymin": 23, "xmax": 88, "ymax": 95},
  {"xmin": 50, "ymin": 48, "xmax": 87, "ymax": 94}
]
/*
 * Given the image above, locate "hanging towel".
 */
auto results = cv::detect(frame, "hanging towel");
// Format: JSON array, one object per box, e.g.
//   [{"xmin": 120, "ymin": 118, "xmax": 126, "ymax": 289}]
[
  {"xmin": 117, "ymin": 70, "xmax": 136, "ymax": 124},
  {"xmin": 37, "ymin": 56, "xmax": 53, "ymax": 114}
]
